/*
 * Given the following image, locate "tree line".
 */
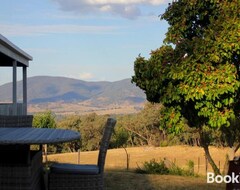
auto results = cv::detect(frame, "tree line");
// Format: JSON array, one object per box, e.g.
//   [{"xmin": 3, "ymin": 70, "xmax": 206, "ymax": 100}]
[{"xmin": 32, "ymin": 102, "xmax": 236, "ymax": 154}]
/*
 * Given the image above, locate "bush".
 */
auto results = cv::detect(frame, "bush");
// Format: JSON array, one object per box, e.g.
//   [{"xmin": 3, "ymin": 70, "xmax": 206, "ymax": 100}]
[
  {"xmin": 187, "ymin": 160, "xmax": 194, "ymax": 175},
  {"xmin": 136, "ymin": 159, "xmax": 196, "ymax": 177},
  {"xmin": 169, "ymin": 163, "xmax": 185, "ymax": 176},
  {"xmin": 136, "ymin": 159, "xmax": 169, "ymax": 175}
]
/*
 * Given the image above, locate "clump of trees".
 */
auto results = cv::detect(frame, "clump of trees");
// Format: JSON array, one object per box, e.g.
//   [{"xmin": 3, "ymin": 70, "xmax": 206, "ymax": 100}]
[
  {"xmin": 132, "ymin": 0, "xmax": 240, "ymax": 175},
  {"xmin": 32, "ymin": 104, "xmax": 165, "ymax": 153},
  {"xmin": 117, "ymin": 103, "xmax": 163, "ymax": 147},
  {"xmin": 58, "ymin": 113, "xmax": 108, "ymax": 151},
  {"xmin": 32, "ymin": 104, "xmax": 208, "ymax": 154}
]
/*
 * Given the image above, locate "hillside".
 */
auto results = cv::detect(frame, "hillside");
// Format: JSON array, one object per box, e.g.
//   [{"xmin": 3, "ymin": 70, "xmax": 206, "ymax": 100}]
[{"xmin": 0, "ymin": 76, "xmax": 146, "ymax": 115}]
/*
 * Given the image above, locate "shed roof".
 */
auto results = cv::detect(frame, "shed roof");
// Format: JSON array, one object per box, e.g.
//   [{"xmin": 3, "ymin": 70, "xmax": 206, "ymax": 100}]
[{"xmin": 0, "ymin": 34, "xmax": 32, "ymax": 67}]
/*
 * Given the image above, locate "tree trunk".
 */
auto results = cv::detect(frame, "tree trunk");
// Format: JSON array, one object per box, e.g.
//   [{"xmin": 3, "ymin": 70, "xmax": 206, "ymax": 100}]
[
  {"xmin": 234, "ymin": 143, "xmax": 240, "ymax": 153},
  {"xmin": 202, "ymin": 144, "xmax": 221, "ymax": 175},
  {"xmin": 124, "ymin": 126, "xmax": 149, "ymax": 145},
  {"xmin": 228, "ymin": 147, "xmax": 235, "ymax": 161},
  {"xmin": 223, "ymin": 154, "xmax": 230, "ymax": 175},
  {"xmin": 199, "ymin": 129, "xmax": 221, "ymax": 175}
]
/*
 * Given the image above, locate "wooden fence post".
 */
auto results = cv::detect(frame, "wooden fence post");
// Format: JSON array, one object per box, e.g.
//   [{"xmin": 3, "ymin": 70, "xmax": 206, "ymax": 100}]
[
  {"xmin": 123, "ymin": 147, "xmax": 129, "ymax": 170},
  {"xmin": 127, "ymin": 154, "xmax": 130, "ymax": 170},
  {"xmin": 198, "ymin": 157, "xmax": 200, "ymax": 173},
  {"xmin": 219, "ymin": 160, "xmax": 221, "ymax": 172},
  {"xmin": 205, "ymin": 155, "xmax": 208, "ymax": 174},
  {"xmin": 44, "ymin": 144, "xmax": 48, "ymax": 164},
  {"xmin": 78, "ymin": 149, "xmax": 80, "ymax": 164}
]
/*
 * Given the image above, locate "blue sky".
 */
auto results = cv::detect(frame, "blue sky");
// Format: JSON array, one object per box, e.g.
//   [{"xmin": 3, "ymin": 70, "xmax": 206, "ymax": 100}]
[{"xmin": 0, "ymin": 0, "xmax": 170, "ymax": 84}]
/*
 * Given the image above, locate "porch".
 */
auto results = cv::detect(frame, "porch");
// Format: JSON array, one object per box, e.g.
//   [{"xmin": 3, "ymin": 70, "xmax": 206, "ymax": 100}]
[{"xmin": 0, "ymin": 34, "xmax": 32, "ymax": 116}]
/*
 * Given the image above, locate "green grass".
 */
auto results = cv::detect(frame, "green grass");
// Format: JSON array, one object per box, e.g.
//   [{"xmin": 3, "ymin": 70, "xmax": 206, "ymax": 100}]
[{"xmin": 104, "ymin": 170, "xmax": 225, "ymax": 190}]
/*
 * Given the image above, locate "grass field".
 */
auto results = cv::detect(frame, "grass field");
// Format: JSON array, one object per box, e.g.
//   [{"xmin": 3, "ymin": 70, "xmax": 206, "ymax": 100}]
[
  {"xmin": 28, "ymin": 102, "xmax": 143, "ymax": 115},
  {"xmin": 47, "ymin": 145, "xmax": 229, "ymax": 190},
  {"xmin": 104, "ymin": 171, "xmax": 224, "ymax": 190}
]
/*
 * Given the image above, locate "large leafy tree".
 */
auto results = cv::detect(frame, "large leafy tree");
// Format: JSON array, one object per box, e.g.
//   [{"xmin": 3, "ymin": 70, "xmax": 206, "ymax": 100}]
[{"xmin": 132, "ymin": 0, "xmax": 240, "ymax": 175}]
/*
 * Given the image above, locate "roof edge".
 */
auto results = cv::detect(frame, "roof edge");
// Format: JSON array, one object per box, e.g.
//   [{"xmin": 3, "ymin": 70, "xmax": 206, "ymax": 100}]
[{"xmin": 0, "ymin": 34, "xmax": 33, "ymax": 61}]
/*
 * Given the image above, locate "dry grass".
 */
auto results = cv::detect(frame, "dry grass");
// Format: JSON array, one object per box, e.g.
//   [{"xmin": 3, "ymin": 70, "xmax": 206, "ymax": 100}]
[
  {"xmin": 47, "ymin": 145, "xmax": 229, "ymax": 190},
  {"xmin": 48, "ymin": 145, "xmax": 230, "ymax": 175},
  {"xmin": 28, "ymin": 102, "xmax": 143, "ymax": 115}
]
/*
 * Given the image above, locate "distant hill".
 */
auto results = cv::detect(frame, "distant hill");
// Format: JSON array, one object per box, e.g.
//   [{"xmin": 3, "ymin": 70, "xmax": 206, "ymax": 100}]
[{"xmin": 0, "ymin": 76, "xmax": 146, "ymax": 108}]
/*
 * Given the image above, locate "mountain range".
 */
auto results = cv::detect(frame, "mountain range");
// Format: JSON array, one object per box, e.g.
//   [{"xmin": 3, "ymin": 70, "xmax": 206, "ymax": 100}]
[{"xmin": 0, "ymin": 76, "xmax": 146, "ymax": 110}]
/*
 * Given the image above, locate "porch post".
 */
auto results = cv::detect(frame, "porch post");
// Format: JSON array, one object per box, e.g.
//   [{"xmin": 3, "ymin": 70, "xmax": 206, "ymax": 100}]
[
  {"xmin": 13, "ymin": 60, "xmax": 17, "ymax": 115},
  {"xmin": 23, "ymin": 66, "xmax": 27, "ymax": 115}
]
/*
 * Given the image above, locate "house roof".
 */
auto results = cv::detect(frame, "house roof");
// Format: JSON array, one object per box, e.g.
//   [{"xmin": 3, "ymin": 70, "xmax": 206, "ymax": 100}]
[{"xmin": 0, "ymin": 34, "xmax": 32, "ymax": 67}]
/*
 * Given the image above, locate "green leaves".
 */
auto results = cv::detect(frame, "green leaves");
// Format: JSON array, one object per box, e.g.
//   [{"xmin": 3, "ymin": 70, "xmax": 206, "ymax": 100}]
[
  {"xmin": 132, "ymin": 45, "xmax": 174, "ymax": 103},
  {"xmin": 159, "ymin": 106, "xmax": 186, "ymax": 134},
  {"xmin": 132, "ymin": 0, "xmax": 240, "ymax": 133},
  {"xmin": 33, "ymin": 111, "xmax": 56, "ymax": 129}
]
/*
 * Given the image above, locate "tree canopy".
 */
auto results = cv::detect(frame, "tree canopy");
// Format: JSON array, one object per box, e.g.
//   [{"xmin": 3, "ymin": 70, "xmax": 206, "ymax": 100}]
[
  {"xmin": 33, "ymin": 111, "xmax": 56, "ymax": 129},
  {"xmin": 132, "ymin": 0, "xmax": 240, "ymax": 174}
]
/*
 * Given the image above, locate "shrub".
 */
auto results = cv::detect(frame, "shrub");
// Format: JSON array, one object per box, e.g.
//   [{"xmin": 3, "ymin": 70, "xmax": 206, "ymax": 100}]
[
  {"xmin": 187, "ymin": 160, "xmax": 194, "ymax": 175},
  {"xmin": 136, "ymin": 159, "xmax": 196, "ymax": 177},
  {"xmin": 168, "ymin": 160, "xmax": 195, "ymax": 176},
  {"xmin": 136, "ymin": 159, "xmax": 169, "ymax": 175},
  {"xmin": 169, "ymin": 163, "xmax": 185, "ymax": 176}
]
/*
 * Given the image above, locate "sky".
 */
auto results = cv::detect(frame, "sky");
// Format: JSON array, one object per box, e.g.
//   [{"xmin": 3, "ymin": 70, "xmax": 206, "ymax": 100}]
[{"xmin": 0, "ymin": 0, "xmax": 171, "ymax": 84}]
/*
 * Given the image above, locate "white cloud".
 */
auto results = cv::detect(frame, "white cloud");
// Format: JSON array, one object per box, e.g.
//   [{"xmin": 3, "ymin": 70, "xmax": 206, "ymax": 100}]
[
  {"xmin": 0, "ymin": 23, "xmax": 118, "ymax": 37},
  {"xmin": 78, "ymin": 72, "xmax": 94, "ymax": 80},
  {"xmin": 52, "ymin": 0, "xmax": 171, "ymax": 19}
]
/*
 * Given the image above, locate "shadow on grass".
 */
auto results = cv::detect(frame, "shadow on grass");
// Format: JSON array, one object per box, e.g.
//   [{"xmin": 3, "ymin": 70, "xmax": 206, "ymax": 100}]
[{"xmin": 104, "ymin": 169, "xmax": 226, "ymax": 190}]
